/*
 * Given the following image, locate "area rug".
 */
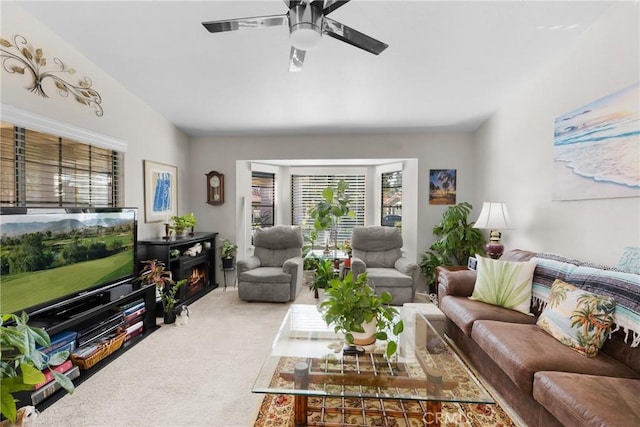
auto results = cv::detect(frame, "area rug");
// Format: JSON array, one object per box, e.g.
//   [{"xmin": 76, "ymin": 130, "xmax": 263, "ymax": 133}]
[
  {"xmin": 253, "ymin": 354, "xmax": 517, "ymax": 427},
  {"xmin": 254, "ymin": 393, "xmax": 516, "ymax": 427}
]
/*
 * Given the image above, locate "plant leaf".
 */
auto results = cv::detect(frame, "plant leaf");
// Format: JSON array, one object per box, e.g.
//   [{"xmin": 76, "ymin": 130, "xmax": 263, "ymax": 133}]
[
  {"xmin": 0, "ymin": 38, "xmax": 12, "ymax": 47},
  {"xmin": 20, "ymin": 362, "xmax": 45, "ymax": 385},
  {"xmin": 51, "ymin": 370, "xmax": 75, "ymax": 393},
  {"xmin": 386, "ymin": 341, "xmax": 397, "ymax": 358}
]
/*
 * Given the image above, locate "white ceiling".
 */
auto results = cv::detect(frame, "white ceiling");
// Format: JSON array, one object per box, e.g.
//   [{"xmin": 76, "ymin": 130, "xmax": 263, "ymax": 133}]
[{"xmin": 17, "ymin": 1, "xmax": 612, "ymax": 137}]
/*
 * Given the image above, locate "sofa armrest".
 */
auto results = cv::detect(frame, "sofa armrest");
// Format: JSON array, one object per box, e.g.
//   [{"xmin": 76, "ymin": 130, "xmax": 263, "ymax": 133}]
[
  {"xmin": 236, "ymin": 255, "xmax": 261, "ymax": 274},
  {"xmin": 350, "ymin": 256, "xmax": 367, "ymax": 278},
  {"xmin": 436, "ymin": 266, "xmax": 476, "ymax": 305}
]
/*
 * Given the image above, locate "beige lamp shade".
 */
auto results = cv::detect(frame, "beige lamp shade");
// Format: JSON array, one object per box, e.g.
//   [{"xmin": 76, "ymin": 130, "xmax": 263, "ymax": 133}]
[{"xmin": 474, "ymin": 202, "xmax": 513, "ymax": 230}]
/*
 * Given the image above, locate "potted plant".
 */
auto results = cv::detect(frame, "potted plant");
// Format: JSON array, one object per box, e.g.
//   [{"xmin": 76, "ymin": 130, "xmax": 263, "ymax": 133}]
[
  {"xmin": 136, "ymin": 259, "xmax": 183, "ymax": 323},
  {"xmin": 419, "ymin": 202, "xmax": 486, "ymax": 293},
  {"xmin": 312, "ymin": 258, "xmax": 334, "ymax": 300},
  {"xmin": 170, "ymin": 212, "xmax": 197, "ymax": 237},
  {"xmin": 220, "ymin": 239, "xmax": 238, "ymax": 270},
  {"xmin": 136, "ymin": 259, "xmax": 173, "ymax": 289},
  {"xmin": 320, "ymin": 272, "xmax": 404, "ymax": 358},
  {"xmin": 160, "ymin": 279, "xmax": 187, "ymax": 324},
  {"xmin": 308, "ymin": 180, "xmax": 355, "ymax": 255},
  {"xmin": 1, "ymin": 312, "xmax": 75, "ymax": 423}
]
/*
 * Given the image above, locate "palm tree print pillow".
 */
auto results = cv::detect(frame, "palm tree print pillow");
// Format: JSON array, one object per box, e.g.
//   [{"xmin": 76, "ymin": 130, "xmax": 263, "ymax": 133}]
[
  {"xmin": 470, "ymin": 256, "xmax": 537, "ymax": 314},
  {"xmin": 537, "ymin": 279, "xmax": 616, "ymax": 357}
]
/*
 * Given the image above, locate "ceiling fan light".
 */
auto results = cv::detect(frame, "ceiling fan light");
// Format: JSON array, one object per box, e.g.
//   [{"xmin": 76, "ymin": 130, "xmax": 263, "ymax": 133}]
[{"xmin": 290, "ymin": 25, "xmax": 322, "ymax": 50}]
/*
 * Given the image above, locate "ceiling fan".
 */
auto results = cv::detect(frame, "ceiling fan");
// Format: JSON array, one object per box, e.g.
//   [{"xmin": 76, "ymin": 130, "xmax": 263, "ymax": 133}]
[{"xmin": 202, "ymin": 0, "xmax": 388, "ymax": 72}]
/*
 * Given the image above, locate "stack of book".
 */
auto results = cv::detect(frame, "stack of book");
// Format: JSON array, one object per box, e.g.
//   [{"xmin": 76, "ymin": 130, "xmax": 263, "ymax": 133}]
[
  {"xmin": 32, "ymin": 331, "xmax": 80, "ymax": 405},
  {"xmin": 37, "ymin": 330, "xmax": 77, "ymax": 364},
  {"xmin": 120, "ymin": 299, "xmax": 146, "ymax": 341}
]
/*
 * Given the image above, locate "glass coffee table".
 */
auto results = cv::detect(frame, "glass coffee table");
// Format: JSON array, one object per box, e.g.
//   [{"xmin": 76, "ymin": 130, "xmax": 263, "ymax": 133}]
[{"xmin": 253, "ymin": 304, "xmax": 494, "ymax": 426}]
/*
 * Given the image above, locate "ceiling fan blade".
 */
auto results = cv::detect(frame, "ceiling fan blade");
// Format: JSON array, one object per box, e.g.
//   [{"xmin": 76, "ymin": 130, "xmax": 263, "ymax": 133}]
[
  {"xmin": 202, "ymin": 14, "xmax": 287, "ymax": 33},
  {"xmin": 283, "ymin": 0, "xmax": 303, "ymax": 9},
  {"xmin": 323, "ymin": 17, "xmax": 388, "ymax": 55},
  {"xmin": 289, "ymin": 46, "xmax": 305, "ymax": 72},
  {"xmin": 323, "ymin": 0, "xmax": 350, "ymax": 15}
]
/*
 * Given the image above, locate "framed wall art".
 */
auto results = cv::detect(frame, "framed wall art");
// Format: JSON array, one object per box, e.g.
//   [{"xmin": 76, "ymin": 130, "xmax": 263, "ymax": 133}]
[
  {"xmin": 429, "ymin": 169, "xmax": 457, "ymax": 205},
  {"xmin": 553, "ymin": 81, "xmax": 639, "ymax": 201},
  {"xmin": 143, "ymin": 160, "xmax": 177, "ymax": 223}
]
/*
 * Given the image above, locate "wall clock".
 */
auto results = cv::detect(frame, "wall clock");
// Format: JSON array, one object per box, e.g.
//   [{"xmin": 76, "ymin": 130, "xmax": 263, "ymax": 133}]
[{"xmin": 206, "ymin": 171, "xmax": 224, "ymax": 205}]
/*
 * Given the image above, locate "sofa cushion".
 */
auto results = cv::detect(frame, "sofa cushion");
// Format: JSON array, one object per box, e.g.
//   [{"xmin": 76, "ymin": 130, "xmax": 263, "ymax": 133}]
[
  {"xmin": 533, "ymin": 372, "xmax": 640, "ymax": 427},
  {"xmin": 238, "ymin": 267, "xmax": 291, "ymax": 284},
  {"xmin": 471, "ymin": 320, "xmax": 640, "ymax": 395},
  {"xmin": 537, "ymin": 279, "xmax": 616, "ymax": 357},
  {"xmin": 568, "ymin": 265, "xmax": 640, "ymax": 348},
  {"xmin": 470, "ymin": 256, "xmax": 536, "ymax": 314},
  {"xmin": 617, "ymin": 246, "xmax": 640, "ymax": 274},
  {"xmin": 440, "ymin": 295, "xmax": 537, "ymax": 336},
  {"xmin": 365, "ymin": 267, "xmax": 412, "ymax": 288}
]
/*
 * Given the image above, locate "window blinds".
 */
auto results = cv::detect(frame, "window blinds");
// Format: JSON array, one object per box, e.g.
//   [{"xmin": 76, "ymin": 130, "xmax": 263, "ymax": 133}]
[
  {"xmin": 0, "ymin": 122, "xmax": 120, "ymax": 207},
  {"xmin": 291, "ymin": 174, "xmax": 365, "ymax": 246}
]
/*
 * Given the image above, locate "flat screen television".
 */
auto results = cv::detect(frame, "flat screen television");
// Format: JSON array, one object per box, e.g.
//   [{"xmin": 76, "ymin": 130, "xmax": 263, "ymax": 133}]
[{"xmin": 0, "ymin": 207, "xmax": 138, "ymax": 317}]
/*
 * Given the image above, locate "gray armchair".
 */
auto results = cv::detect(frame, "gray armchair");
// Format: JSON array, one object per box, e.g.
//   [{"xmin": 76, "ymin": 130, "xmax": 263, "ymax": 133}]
[
  {"xmin": 350, "ymin": 226, "xmax": 419, "ymax": 305},
  {"xmin": 237, "ymin": 225, "xmax": 303, "ymax": 302}
]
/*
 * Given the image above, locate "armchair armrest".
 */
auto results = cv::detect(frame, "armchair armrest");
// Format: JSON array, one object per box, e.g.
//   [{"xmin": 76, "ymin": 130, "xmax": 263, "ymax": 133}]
[
  {"xmin": 394, "ymin": 257, "xmax": 419, "ymax": 276},
  {"xmin": 283, "ymin": 256, "xmax": 302, "ymax": 275},
  {"xmin": 283, "ymin": 256, "xmax": 303, "ymax": 301},
  {"xmin": 236, "ymin": 255, "xmax": 261, "ymax": 275},
  {"xmin": 436, "ymin": 266, "xmax": 476, "ymax": 305},
  {"xmin": 350, "ymin": 256, "xmax": 366, "ymax": 278}
]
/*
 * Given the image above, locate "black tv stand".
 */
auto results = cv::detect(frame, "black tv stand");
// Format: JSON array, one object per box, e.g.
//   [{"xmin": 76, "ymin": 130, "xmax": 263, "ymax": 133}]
[{"xmin": 16, "ymin": 283, "xmax": 158, "ymax": 413}]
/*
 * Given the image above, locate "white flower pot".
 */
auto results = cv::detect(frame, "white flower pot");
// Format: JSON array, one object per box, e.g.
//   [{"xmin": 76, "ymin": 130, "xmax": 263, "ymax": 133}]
[{"xmin": 350, "ymin": 318, "xmax": 377, "ymax": 346}]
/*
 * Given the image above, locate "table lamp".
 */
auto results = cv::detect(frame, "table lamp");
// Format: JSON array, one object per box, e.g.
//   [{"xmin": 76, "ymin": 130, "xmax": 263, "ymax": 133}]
[{"xmin": 473, "ymin": 202, "xmax": 513, "ymax": 259}]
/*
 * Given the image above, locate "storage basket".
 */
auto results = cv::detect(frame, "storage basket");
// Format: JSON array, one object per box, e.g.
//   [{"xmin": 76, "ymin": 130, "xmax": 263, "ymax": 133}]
[{"xmin": 71, "ymin": 329, "xmax": 127, "ymax": 370}]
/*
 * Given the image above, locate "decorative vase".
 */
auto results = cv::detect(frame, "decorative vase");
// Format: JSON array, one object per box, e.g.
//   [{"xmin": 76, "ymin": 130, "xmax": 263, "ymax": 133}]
[
  {"xmin": 163, "ymin": 310, "xmax": 176, "ymax": 324},
  {"xmin": 350, "ymin": 318, "xmax": 377, "ymax": 346}
]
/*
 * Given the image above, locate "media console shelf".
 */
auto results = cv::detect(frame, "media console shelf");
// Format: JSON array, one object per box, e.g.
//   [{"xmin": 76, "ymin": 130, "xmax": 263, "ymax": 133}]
[
  {"xmin": 137, "ymin": 232, "xmax": 219, "ymax": 307},
  {"xmin": 15, "ymin": 283, "xmax": 158, "ymax": 413}
]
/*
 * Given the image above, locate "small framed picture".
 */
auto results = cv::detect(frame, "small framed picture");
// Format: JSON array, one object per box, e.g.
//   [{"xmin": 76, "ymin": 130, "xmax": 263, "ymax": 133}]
[
  {"xmin": 429, "ymin": 169, "xmax": 457, "ymax": 205},
  {"xmin": 143, "ymin": 160, "xmax": 178, "ymax": 223}
]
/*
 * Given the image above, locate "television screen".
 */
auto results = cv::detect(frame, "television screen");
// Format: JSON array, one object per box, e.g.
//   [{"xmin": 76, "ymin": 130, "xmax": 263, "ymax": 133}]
[{"xmin": 0, "ymin": 207, "xmax": 137, "ymax": 315}]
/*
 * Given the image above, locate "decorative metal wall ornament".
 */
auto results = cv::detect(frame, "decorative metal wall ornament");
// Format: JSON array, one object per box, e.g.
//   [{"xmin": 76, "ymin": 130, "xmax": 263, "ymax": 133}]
[{"xmin": 0, "ymin": 34, "xmax": 103, "ymax": 117}]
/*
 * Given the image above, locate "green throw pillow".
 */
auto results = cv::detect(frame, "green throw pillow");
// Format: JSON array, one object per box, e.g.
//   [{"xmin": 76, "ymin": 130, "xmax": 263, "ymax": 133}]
[
  {"xmin": 470, "ymin": 256, "xmax": 536, "ymax": 315},
  {"xmin": 537, "ymin": 279, "xmax": 616, "ymax": 357}
]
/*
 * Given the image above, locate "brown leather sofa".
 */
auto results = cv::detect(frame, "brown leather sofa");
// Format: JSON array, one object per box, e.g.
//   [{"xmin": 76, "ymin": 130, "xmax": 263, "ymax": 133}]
[{"xmin": 437, "ymin": 249, "xmax": 640, "ymax": 427}]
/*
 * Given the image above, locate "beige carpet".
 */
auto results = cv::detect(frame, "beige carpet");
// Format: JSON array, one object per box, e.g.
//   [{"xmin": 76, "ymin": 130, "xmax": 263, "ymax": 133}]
[{"xmin": 37, "ymin": 286, "xmax": 317, "ymax": 427}]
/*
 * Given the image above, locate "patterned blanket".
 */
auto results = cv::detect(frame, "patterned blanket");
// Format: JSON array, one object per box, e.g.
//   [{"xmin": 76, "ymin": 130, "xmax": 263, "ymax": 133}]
[{"xmin": 531, "ymin": 253, "xmax": 640, "ymax": 347}]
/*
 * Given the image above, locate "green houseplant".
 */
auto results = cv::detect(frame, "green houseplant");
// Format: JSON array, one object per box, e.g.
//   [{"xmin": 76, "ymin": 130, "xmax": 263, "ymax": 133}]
[
  {"xmin": 170, "ymin": 212, "xmax": 197, "ymax": 237},
  {"xmin": 160, "ymin": 279, "xmax": 187, "ymax": 323},
  {"xmin": 308, "ymin": 179, "xmax": 355, "ymax": 253},
  {"xmin": 320, "ymin": 272, "xmax": 404, "ymax": 358},
  {"xmin": 220, "ymin": 239, "xmax": 238, "ymax": 270},
  {"xmin": 136, "ymin": 259, "xmax": 185, "ymax": 324},
  {"xmin": 419, "ymin": 202, "xmax": 486, "ymax": 292},
  {"xmin": 1, "ymin": 312, "xmax": 75, "ymax": 422},
  {"xmin": 312, "ymin": 258, "xmax": 334, "ymax": 295}
]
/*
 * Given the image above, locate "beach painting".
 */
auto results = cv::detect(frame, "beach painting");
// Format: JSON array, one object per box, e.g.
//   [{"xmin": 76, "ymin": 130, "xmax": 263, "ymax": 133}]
[{"xmin": 553, "ymin": 82, "xmax": 640, "ymax": 201}]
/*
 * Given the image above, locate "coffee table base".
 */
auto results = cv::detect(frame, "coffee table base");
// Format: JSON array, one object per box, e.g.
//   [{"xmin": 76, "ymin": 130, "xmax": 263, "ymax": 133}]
[{"xmin": 293, "ymin": 394, "xmax": 442, "ymax": 427}]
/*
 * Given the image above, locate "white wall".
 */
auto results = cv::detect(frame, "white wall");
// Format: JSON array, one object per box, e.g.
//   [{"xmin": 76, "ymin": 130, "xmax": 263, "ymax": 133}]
[
  {"xmin": 475, "ymin": 2, "xmax": 640, "ymax": 265},
  {"xmin": 0, "ymin": 3, "xmax": 190, "ymax": 240},
  {"xmin": 189, "ymin": 133, "xmax": 477, "ymax": 272}
]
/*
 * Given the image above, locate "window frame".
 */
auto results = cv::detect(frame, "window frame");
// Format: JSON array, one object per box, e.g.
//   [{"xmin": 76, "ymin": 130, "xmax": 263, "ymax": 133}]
[
  {"xmin": 251, "ymin": 171, "xmax": 275, "ymax": 228},
  {"xmin": 381, "ymin": 170, "xmax": 402, "ymax": 227}
]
